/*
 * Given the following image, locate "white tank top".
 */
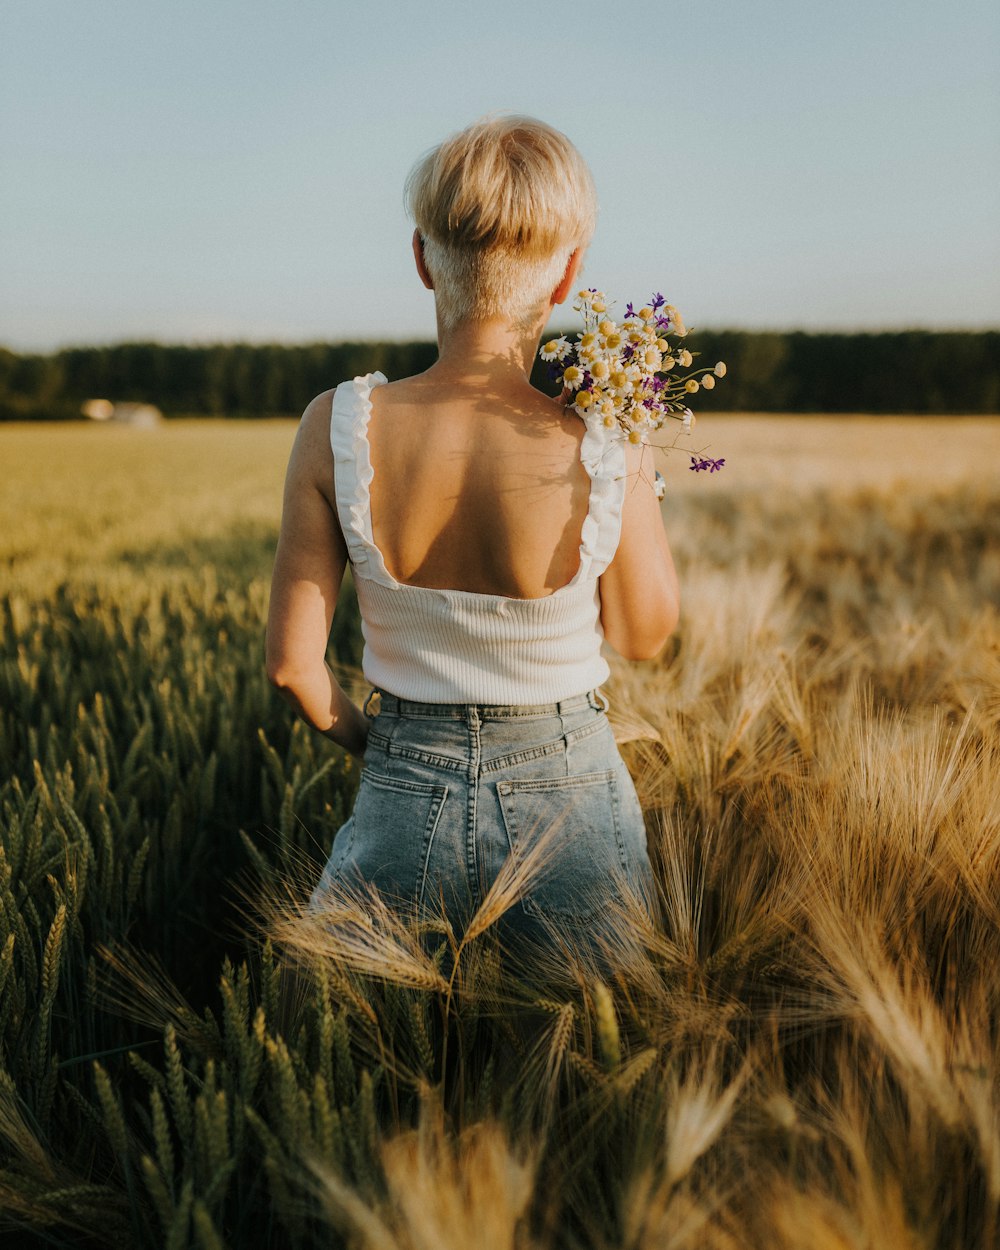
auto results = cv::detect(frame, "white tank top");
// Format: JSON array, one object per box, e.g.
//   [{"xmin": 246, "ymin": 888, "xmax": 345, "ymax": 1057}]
[{"xmin": 330, "ymin": 371, "xmax": 627, "ymax": 704}]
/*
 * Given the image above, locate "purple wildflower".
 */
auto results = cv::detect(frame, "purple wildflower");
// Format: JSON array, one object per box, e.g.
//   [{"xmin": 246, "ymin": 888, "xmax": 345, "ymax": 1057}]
[
  {"xmin": 690, "ymin": 455, "xmax": 726, "ymax": 473},
  {"xmin": 625, "ymin": 302, "xmax": 635, "ymax": 319},
  {"xmin": 650, "ymin": 375, "xmax": 664, "ymax": 392},
  {"xmin": 622, "ymin": 343, "xmax": 635, "ymax": 361},
  {"xmin": 650, "ymin": 292, "xmax": 666, "ymax": 311}
]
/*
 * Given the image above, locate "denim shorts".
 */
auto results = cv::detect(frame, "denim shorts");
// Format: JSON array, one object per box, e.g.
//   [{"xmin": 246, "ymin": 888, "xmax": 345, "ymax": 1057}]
[{"xmin": 307, "ymin": 688, "xmax": 659, "ymax": 961}]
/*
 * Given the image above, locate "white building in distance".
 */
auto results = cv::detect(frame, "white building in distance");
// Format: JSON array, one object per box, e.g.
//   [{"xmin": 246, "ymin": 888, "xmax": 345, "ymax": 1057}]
[{"xmin": 81, "ymin": 399, "xmax": 163, "ymax": 427}]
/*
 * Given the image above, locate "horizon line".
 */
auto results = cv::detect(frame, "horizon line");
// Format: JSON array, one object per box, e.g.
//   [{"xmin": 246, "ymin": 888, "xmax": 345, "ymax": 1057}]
[{"xmin": 3, "ymin": 324, "xmax": 999, "ymax": 354}]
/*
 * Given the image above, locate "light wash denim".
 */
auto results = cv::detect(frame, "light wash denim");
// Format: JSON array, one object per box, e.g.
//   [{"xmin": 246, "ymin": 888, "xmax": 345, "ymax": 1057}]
[{"xmin": 308, "ymin": 689, "xmax": 659, "ymax": 962}]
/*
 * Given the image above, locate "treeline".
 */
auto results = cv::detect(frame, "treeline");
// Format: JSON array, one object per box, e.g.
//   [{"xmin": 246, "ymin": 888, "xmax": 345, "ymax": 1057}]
[
  {"xmin": 1, "ymin": 330, "xmax": 997, "ymax": 419},
  {"xmin": 686, "ymin": 330, "xmax": 1000, "ymax": 414},
  {"xmin": 0, "ymin": 341, "xmax": 437, "ymax": 421}
]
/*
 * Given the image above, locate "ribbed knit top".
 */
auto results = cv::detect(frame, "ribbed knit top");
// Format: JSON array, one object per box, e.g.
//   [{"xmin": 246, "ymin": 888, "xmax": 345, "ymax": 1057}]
[{"xmin": 330, "ymin": 372, "xmax": 627, "ymax": 704}]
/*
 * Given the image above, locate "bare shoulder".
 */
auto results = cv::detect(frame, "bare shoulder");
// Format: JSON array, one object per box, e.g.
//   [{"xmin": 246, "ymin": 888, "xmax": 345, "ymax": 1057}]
[
  {"xmin": 286, "ymin": 388, "xmax": 336, "ymax": 495},
  {"xmin": 530, "ymin": 387, "xmax": 588, "ymax": 446},
  {"xmin": 300, "ymin": 387, "xmax": 336, "ymax": 435},
  {"xmin": 376, "ymin": 375, "xmax": 417, "ymax": 397},
  {"xmin": 368, "ymin": 374, "xmax": 428, "ymax": 406}
]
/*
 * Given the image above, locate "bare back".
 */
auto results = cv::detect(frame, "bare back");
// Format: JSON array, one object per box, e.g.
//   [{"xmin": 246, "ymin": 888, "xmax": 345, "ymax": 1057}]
[{"xmin": 364, "ymin": 375, "xmax": 592, "ymax": 599}]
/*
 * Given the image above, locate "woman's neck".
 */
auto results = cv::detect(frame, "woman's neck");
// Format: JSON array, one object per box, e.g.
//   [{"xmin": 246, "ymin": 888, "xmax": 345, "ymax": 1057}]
[{"xmin": 429, "ymin": 308, "xmax": 551, "ymax": 386}]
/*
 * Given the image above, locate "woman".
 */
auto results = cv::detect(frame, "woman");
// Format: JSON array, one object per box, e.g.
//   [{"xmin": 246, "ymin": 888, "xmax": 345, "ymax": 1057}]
[{"xmin": 265, "ymin": 115, "xmax": 679, "ymax": 966}]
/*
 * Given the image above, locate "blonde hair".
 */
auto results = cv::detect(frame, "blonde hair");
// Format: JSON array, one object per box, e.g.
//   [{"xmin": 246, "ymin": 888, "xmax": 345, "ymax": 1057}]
[{"xmin": 404, "ymin": 114, "xmax": 598, "ymax": 331}]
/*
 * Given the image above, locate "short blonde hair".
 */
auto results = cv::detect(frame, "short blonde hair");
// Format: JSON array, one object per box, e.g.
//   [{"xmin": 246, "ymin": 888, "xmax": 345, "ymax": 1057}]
[{"xmin": 404, "ymin": 114, "xmax": 598, "ymax": 330}]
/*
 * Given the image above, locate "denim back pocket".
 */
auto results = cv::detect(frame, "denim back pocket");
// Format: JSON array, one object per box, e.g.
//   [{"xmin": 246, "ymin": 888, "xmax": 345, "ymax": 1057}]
[
  {"xmin": 496, "ymin": 769, "xmax": 628, "ymax": 922},
  {"xmin": 337, "ymin": 768, "xmax": 448, "ymax": 912}
]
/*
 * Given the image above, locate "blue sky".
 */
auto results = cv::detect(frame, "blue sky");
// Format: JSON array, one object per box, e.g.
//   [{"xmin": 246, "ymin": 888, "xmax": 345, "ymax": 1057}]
[{"xmin": 1, "ymin": 0, "xmax": 998, "ymax": 349}]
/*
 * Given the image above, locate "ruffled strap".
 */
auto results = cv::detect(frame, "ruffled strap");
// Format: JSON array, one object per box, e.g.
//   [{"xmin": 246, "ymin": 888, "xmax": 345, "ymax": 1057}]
[
  {"xmin": 573, "ymin": 414, "xmax": 627, "ymax": 583},
  {"xmin": 330, "ymin": 371, "xmax": 391, "ymax": 580}
]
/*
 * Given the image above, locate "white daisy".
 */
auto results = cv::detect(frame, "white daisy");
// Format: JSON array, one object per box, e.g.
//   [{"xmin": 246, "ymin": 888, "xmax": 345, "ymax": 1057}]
[{"xmin": 540, "ymin": 337, "xmax": 571, "ymax": 362}]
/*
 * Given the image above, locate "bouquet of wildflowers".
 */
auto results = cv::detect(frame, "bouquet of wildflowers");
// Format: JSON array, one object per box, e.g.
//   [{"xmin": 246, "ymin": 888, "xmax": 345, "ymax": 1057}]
[{"xmin": 540, "ymin": 289, "xmax": 727, "ymax": 488}]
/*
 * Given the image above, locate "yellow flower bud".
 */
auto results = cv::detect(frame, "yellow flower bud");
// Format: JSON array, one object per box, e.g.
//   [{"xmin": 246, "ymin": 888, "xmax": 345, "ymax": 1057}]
[
  {"xmin": 580, "ymin": 333, "xmax": 596, "ymax": 347},
  {"xmin": 685, "ymin": 379, "xmax": 700, "ymax": 393},
  {"xmin": 603, "ymin": 414, "xmax": 615, "ymax": 427},
  {"xmin": 638, "ymin": 306, "xmax": 653, "ymax": 321},
  {"xmin": 628, "ymin": 429, "xmax": 642, "ymax": 444},
  {"xmin": 590, "ymin": 360, "xmax": 610, "ymax": 380},
  {"xmin": 598, "ymin": 319, "xmax": 615, "ymax": 337},
  {"xmin": 662, "ymin": 356, "xmax": 675, "ymax": 370},
  {"xmin": 701, "ymin": 374, "xmax": 716, "ymax": 390},
  {"xmin": 679, "ymin": 350, "xmax": 693, "ymax": 367},
  {"xmin": 714, "ymin": 361, "xmax": 727, "ymax": 377},
  {"xmin": 592, "ymin": 300, "xmax": 606, "ymax": 313},
  {"xmin": 575, "ymin": 389, "xmax": 595, "ymax": 408},
  {"xmin": 656, "ymin": 338, "xmax": 668, "ymax": 351}
]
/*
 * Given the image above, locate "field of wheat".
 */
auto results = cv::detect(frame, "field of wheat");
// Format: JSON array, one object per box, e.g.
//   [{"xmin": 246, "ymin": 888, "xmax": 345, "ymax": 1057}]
[{"xmin": 1, "ymin": 414, "xmax": 998, "ymax": 1249}]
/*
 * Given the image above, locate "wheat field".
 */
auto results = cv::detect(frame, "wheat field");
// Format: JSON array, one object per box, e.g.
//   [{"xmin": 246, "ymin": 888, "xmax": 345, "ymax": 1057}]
[{"xmin": 1, "ymin": 414, "xmax": 998, "ymax": 1249}]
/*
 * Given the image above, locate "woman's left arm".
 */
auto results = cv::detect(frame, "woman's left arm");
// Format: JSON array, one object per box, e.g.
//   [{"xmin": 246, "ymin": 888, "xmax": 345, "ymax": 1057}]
[
  {"xmin": 265, "ymin": 392, "xmax": 369, "ymax": 758},
  {"xmin": 597, "ymin": 441, "xmax": 680, "ymax": 661}
]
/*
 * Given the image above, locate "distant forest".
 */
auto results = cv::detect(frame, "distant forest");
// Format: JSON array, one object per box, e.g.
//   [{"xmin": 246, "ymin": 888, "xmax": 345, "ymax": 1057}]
[{"xmin": 1, "ymin": 330, "xmax": 998, "ymax": 419}]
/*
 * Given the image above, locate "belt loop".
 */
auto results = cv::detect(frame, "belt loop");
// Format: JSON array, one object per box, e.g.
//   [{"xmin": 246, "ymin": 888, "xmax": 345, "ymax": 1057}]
[{"xmin": 588, "ymin": 688, "xmax": 610, "ymax": 713}]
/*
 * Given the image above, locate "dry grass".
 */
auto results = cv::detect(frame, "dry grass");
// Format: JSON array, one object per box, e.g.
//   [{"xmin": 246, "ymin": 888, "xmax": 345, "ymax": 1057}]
[
  {"xmin": 1, "ymin": 415, "xmax": 998, "ymax": 1249},
  {"xmin": 660, "ymin": 411, "xmax": 1000, "ymax": 493}
]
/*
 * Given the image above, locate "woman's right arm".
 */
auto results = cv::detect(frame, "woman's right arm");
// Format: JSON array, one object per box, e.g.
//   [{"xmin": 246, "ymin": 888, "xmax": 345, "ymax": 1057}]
[
  {"xmin": 265, "ymin": 392, "xmax": 370, "ymax": 758},
  {"xmin": 597, "ymin": 443, "xmax": 680, "ymax": 661}
]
